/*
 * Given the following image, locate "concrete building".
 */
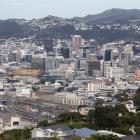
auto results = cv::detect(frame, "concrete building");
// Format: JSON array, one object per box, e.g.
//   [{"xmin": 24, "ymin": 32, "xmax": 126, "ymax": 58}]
[
  {"xmin": 61, "ymin": 47, "xmax": 70, "ymax": 59},
  {"xmin": 78, "ymin": 107, "xmax": 95, "ymax": 115},
  {"xmin": 10, "ymin": 116, "xmax": 21, "ymax": 130},
  {"xmin": 81, "ymin": 45, "xmax": 90, "ymax": 58},
  {"xmin": 75, "ymin": 58, "xmax": 87, "ymax": 71},
  {"xmin": 45, "ymin": 56, "xmax": 55, "ymax": 72},
  {"xmin": 45, "ymin": 56, "xmax": 64, "ymax": 73},
  {"xmin": 45, "ymin": 92, "xmax": 92, "ymax": 106},
  {"xmin": 25, "ymin": 54, "xmax": 32, "ymax": 63},
  {"xmin": 31, "ymin": 54, "xmax": 45, "ymax": 72},
  {"xmin": 135, "ymin": 69, "xmax": 140, "ymax": 77},
  {"xmin": 54, "ymin": 56, "xmax": 64, "ymax": 68},
  {"xmin": 62, "ymin": 93, "xmax": 91, "ymax": 106},
  {"xmin": 88, "ymin": 80, "xmax": 106, "ymax": 94},
  {"xmin": 8, "ymin": 50, "xmax": 21, "ymax": 62},
  {"xmin": 89, "ymin": 39, "xmax": 98, "ymax": 54},
  {"xmin": 14, "ymin": 69, "xmax": 41, "ymax": 77},
  {"xmin": 125, "ymin": 100, "xmax": 136, "ymax": 113},
  {"xmin": 79, "ymin": 58, "xmax": 87, "ymax": 71},
  {"xmin": 72, "ymin": 35, "xmax": 82, "ymax": 53},
  {"xmin": 87, "ymin": 54, "xmax": 100, "ymax": 77},
  {"xmin": 16, "ymin": 85, "xmax": 33, "ymax": 98},
  {"xmin": 104, "ymin": 66, "xmax": 125, "ymax": 80}
]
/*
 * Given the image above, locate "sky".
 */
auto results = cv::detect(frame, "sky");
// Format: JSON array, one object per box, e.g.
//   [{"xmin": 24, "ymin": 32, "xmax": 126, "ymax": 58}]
[{"xmin": 0, "ymin": 0, "xmax": 140, "ymax": 19}]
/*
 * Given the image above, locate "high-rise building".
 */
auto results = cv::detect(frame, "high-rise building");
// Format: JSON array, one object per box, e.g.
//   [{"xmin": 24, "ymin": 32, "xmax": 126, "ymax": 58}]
[
  {"xmin": 81, "ymin": 45, "xmax": 90, "ymax": 58},
  {"xmin": 72, "ymin": 35, "xmax": 82, "ymax": 53},
  {"xmin": 89, "ymin": 39, "xmax": 98, "ymax": 54},
  {"xmin": 61, "ymin": 47, "xmax": 70, "ymax": 59},
  {"xmin": 103, "ymin": 61, "xmax": 118, "ymax": 76},
  {"xmin": 111, "ymin": 49, "xmax": 119, "ymax": 60},
  {"xmin": 104, "ymin": 49, "xmax": 112, "ymax": 61},
  {"xmin": 87, "ymin": 54, "xmax": 100, "ymax": 77},
  {"xmin": 75, "ymin": 57, "xmax": 87, "ymax": 71},
  {"xmin": 45, "ymin": 56, "xmax": 64, "ymax": 73},
  {"xmin": 54, "ymin": 56, "xmax": 64, "ymax": 68},
  {"xmin": 8, "ymin": 50, "xmax": 21, "ymax": 63},
  {"xmin": 31, "ymin": 54, "xmax": 45, "ymax": 72},
  {"xmin": 119, "ymin": 53, "xmax": 131, "ymax": 70},
  {"xmin": 25, "ymin": 54, "xmax": 32, "ymax": 63},
  {"xmin": 45, "ymin": 56, "xmax": 55, "ymax": 73}
]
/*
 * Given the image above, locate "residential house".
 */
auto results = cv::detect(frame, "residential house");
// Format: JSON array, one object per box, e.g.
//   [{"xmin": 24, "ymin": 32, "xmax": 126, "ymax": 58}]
[{"xmin": 32, "ymin": 124, "xmax": 73, "ymax": 139}]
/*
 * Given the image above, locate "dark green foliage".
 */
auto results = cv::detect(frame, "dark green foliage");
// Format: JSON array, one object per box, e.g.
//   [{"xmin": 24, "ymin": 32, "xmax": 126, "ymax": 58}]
[
  {"xmin": 115, "ymin": 92, "xmax": 128, "ymax": 102},
  {"xmin": 121, "ymin": 112, "xmax": 135, "ymax": 127},
  {"xmin": 115, "ymin": 104, "xmax": 128, "ymax": 114},
  {"xmin": 58, "ymin": 104, "xmax": 140, "ymax": 130},
  {"xmin": 0, "ymin": 128, "xmax": 31, "ymax": 140},
  {"xmin": 58, "ymin": 112, "xmax": 82, "ymax": 122},
  {"xmin": 38, "ymin": 120, "xmax": 48, "ymax": 127},
  {"xmin": 88, "ymin": 110, "xmax": 95, "ymax": 122},
  {"xmin": 94, "ymin": 106, "xmax": 120, "ymax": 127},
  {"xmin": 93, "ymin": 105, "xmax": 136, "ymax": 128},
  {"xmin": 134, "ymin": 88, "xmax": 140, "ymax": 109}
]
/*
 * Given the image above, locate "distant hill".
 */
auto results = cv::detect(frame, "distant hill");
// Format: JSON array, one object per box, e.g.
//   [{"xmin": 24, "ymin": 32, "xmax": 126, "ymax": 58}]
[
  {"xmin": 73, "ymin": 8, "xmax": 140, "ymax": 24},
  {"xmin": 0, "ymin": 21, "xmax": 23, "ymax": 38},
  {"xmin": 0, "ymin": 9, "xmax": 140, "ymax": 43},
  {"xmin": 6, "ymin": 19, "xmax": 27, "ymax": 25}
]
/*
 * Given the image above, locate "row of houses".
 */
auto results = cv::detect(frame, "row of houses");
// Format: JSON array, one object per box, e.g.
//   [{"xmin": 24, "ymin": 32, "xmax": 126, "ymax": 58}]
[{"xmin": 32, "ymin": 124, "xmax": 138, "ymax": 140}]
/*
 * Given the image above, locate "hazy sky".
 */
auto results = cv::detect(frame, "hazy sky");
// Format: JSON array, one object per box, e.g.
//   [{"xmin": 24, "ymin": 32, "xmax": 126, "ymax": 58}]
[{"xmin": 0, "ymin": 0, "xmax": 140, "ymax": 19}]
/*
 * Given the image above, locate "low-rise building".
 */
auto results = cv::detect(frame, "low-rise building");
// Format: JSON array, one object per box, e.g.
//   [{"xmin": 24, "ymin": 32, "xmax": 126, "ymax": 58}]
[
  {"xmin": 32, "ymin": 124, "xmax": 73, "ymax": 139},
  {"xmin": 125, "ymin": 100, "xmax": 136, "ymax": 113},
  {"xmin": 88, "ymin": 80, "xmax": 106, "ymax": 94}
]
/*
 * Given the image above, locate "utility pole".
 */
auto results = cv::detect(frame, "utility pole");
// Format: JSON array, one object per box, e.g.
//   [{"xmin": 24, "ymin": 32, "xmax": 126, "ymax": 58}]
[
  {"xmin": 93, "ymin": 115, "xmax": 94, "ymax": 124},
  {"xmin": 12, "ymin": 83, "xmax": 16, "ymax": 114},
  {"xmin": 70, "ymin": 116, "xmax": 73, "ymax": 126}
]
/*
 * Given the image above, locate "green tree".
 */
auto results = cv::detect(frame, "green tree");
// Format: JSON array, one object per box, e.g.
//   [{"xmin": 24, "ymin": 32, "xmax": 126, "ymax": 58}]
[
  {"xmin": 58, "ymin": 112, "xmax": 82, "ymax": 122},
  {"xmin": 94, "ymin": 106, "xmax": 119, "ymax": 128},
  {"xmin": 38, "ymin": 120, "xmax": 48, "ymax": 127},
  {"xmin": 93, "ymin": 104, "xmax": 134, "ymax": 128},
  {"xmin": 115, "ymin": 92, "xmax": 128, "ymax": 102},
  {"xmin": 134, "ymin": 88, "xmax": 140, "ymax": 109},
  {"xmin": 0, "ymin": 129, "xmax": 31, "ymax": 140},
  {"xmin": 135, "ymin": 112, "xmax": 140, "ymax": 126},
  {"xmin": 115, "ymin": 104, "xmax": 128, "ymax": 115},
  {"xmin": 88, "ymin": 110, "xmax": 95, "ymax": 123},
  {"xmin": 121, "ymin": 112, "xmax": 135, "ymax": 127}
]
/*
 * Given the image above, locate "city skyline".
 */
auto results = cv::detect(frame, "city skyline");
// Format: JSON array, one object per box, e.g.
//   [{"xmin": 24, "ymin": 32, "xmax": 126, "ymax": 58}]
[{"xmin": 0, "ymin": 0, "xmax": 140, "ymax": 19}]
